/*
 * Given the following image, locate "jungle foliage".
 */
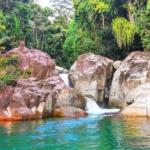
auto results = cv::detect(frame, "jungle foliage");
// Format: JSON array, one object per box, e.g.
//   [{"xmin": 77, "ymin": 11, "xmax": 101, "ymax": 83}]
[
  {"xmin": 0, "ymin": 0, "xmax": 150, "ymax": 68},
  {"xmin": 0, "ymin": 54, "xmax": 21, "ymax": 87},
  {"xmin": 63, "ymin": 0, "xmax": 149, "ymax": 67},
  {"xmin": 0, "ymin": 0, "xmax": 68, "ymax": 67}
]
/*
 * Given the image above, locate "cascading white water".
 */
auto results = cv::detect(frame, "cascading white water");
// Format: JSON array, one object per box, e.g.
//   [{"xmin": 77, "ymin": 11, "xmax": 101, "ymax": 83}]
[
  {"xmin": 85, "ymin": 98, "xmax": 104, "ymax": 114},
  {"xmin": 59, "ymin": 74, "xmax": 70, "ymax": 87},
  {"xmin": 59, "ymin": 74, "xmax": 120, "ymax": 115},
  {"xmin": 85, "ymin": 97, "xmax": 120, "ymax": 115}
]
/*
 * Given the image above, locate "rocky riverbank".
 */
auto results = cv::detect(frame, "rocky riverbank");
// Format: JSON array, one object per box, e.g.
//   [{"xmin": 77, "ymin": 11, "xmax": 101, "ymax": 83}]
[
  {"xmin": 68, "ymin": 52, "xmax": 150, "ymax": 117},
  {"xmin": 0, "ymin": 43, "xmax": 87, "ymax": 121},
  {"xmin": 1, "ymin": 42, "xmax": 150, "ymax": 120}
]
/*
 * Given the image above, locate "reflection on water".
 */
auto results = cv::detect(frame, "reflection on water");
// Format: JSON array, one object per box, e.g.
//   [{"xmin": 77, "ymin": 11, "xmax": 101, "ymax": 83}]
[
  {"xmin": 0, "ymin": 116, "xmax": 150, "ymax": 150},
  {"xmin": 0, "ymin": 119, "xmax": 45, "ymax": 135}
]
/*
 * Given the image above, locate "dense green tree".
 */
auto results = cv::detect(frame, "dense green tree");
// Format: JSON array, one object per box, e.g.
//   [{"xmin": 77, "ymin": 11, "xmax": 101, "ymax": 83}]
[
  {"xmin": 0, "ymin": 0, "xmax": 69, "ymax": 68},
  {"xmin": 0, "ymin": 10, "xmax": 6, "ymax": 54},
  {"xmin": 63, "ymin": 0, "xmax": 143, "ymax": 68},
  {"xmin": 0, "ymin": 0, "xmax": 149, "ymax": 69},
  {"xmin": 133, "ymin": 0, "xmax": 150, "ymax": 50}
]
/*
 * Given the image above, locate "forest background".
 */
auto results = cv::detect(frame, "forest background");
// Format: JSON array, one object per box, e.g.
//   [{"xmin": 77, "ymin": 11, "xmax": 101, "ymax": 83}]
[{"xmin": 0, "ymin": 0, "xmax": 150, "ymax": 68}]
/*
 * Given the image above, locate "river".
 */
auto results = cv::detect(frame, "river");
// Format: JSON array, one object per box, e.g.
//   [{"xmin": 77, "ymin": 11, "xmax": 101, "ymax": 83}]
[{"xmin": 0, "ymin": 115, "xmax": 150, "ymax": 150}]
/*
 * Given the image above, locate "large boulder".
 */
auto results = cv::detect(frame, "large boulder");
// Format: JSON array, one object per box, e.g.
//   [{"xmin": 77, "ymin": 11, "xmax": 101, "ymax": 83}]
[
  {"xmin": 2, "ymin": 41, "xmax": 55, "ymax": 80},
  {"xmin": 109, "ymin": 51, "xmax": 150, "ymax": 117},
  {"xmin": 0, "ymin": 76, "xmax": 86, "ymax": 121},
  {"xmin": 69, "ymin": 53, "xmax": 114, "ymax": 103},
  {"xmin": 53, "ymin": 106, "xmax": 88, "ymax": 118}
]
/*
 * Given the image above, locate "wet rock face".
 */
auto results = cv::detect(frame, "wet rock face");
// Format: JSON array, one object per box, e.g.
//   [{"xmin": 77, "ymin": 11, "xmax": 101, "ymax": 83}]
[
  {"xmin": 109, "ymin": 51, "xmax": 150, "ymax": 117},
  {"xmin": 53, "ymin": 106, "xmax": 88, "ymax": 118},
  {"xmin": 0, "ymin": 76, "xmax": 86, "ymax": 121},
  {"xmin": 69, "ymin": 53, "xmax": 114, "ymax": 102}
]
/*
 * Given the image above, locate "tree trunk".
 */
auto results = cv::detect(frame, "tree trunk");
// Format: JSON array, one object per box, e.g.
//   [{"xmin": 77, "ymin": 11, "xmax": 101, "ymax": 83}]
[
  {"xmin": 41, "ymin": 31, "xmax": 44, "ymax": 50},
  {"xmin": 101, "ymin": 13, "xmax": 105, "ymax": 29},
  {"xmin": 126, "ymin": 0, "xmax": 134, "ymax": 23},
  {"xmin": 35, "ymin": 25, "xmax": 39, "ymax": 48},
  {"xmin": 35, "ymin": 26, "xmax": 38, "ymax": 41}
]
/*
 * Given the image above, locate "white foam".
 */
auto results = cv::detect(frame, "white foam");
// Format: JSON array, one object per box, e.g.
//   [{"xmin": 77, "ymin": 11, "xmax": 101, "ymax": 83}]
[
  {"xmin": 85, "ymin": 97, "xmax": 120, "ymax": 115},
  {"xmin": 59, "ymin": 74, "xmax": 69, "ymax": 87}
]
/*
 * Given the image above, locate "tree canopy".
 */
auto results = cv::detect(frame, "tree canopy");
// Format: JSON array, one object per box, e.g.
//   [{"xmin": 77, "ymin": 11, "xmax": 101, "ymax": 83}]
[{"xmin": 0, "ymin": 0, "xmax": 149, "ymax": 68}]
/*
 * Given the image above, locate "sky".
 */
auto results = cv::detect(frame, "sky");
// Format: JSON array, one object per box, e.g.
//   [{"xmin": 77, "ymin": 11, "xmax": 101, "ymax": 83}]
[{"xmin": 37, "ymin": 0, "xmax": 51, "ymax": 8}]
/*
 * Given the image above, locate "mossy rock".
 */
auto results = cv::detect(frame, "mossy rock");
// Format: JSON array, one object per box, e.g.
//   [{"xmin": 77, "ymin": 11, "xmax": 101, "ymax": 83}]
[{"xmin": 0, "ymin": 55, "xmax": 22, "ymax": 88}]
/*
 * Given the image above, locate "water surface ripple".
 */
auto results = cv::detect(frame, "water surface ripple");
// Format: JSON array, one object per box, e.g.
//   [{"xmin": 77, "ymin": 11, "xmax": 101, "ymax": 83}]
[{"xmin": 0, "ymin": 115, "xmax": 150, "ymax": 150}]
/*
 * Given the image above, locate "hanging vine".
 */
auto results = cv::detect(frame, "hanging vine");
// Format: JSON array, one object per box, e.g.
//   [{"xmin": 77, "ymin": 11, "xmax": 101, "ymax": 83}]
[
  {"xmin": 11, "ymin": 15, "xmax": 21, "ymax": 37},
  {"xmin": 112, "ymin": 17, "xmax": 136, "ymax": 48}
]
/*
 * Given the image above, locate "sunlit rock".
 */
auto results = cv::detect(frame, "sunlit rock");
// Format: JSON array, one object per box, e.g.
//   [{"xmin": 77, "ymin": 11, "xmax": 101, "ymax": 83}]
[
  {"xmin": 2, "ymin": 41, "xmax": 55, "ymax": 80},
  {"xmin": 69, "ymin": 53, "xmax": 114, "ymax": 102},
  {"xmin": 0, "ymin": 76, "xmax": 86, "ymax": 121},
  {"xmin": 109, "ymin": 51, "xmax": 150, "ymax": 117},
  {"xmin": 53, "ymin": 106, "xmax": 88, "ymax": 118}
]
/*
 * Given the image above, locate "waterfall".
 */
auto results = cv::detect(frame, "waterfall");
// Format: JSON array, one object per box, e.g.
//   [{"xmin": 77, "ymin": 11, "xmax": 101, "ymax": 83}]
[
  {"xmin": 85, "ymin": 97, "xmax": 120, "ymax": 115},
  {"xmin": 59, "ymin": 74, "xmax": 120, "ymax": 115},
  {"xmin": 59, "ymin": 74, "xmax": 69, "ymax": 87}
]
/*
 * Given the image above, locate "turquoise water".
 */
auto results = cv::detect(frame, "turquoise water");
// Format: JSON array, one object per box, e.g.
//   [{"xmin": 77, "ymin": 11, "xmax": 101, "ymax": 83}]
[{"xmin": 0, "ymin": 115, "xmax": 150, "ymax": 150}]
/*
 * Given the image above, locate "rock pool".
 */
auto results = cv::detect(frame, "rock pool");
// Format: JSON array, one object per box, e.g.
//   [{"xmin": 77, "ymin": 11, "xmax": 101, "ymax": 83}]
[{"xmin": 0, "ymin": 115, "xmax": 150, "ymax": 150}]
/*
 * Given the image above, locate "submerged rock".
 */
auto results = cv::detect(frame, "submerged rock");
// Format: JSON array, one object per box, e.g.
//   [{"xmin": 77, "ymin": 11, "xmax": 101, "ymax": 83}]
[
  {"xmin": 109, "ymin": 51, "xmax": 150, "ymax": 117},
  {"xmin": 0, "ymin": 76, "xmax": 86, "ymax": 121},
  {"xmin": 53, "ymin": 106, "xmax": 88, "ymax": 118},
  {"xmin": 69, "ymin": 53, "xmax": 114, "ymax": 103}
]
